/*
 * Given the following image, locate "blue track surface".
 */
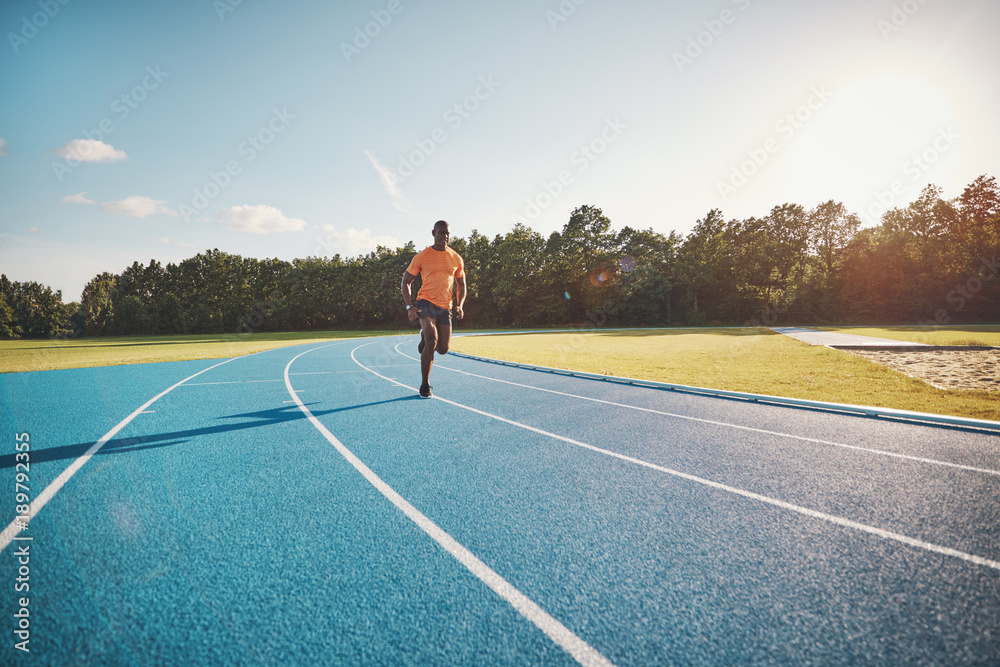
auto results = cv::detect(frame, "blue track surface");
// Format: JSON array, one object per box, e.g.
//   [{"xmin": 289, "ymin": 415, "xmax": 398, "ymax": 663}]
[{"xmin": 2, "ymin": 334, "xmax": 1000, "ymax": 665}]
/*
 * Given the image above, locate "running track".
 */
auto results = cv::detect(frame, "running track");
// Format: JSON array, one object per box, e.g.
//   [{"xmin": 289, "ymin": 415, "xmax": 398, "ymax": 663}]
[{"xmin": 2, "ymin": 334, "xmax": 999, "ymax": 665}]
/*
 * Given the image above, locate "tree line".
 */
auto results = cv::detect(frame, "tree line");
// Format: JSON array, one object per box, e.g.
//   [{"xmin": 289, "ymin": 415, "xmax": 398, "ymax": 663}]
[{"xmin": 1, "ymin": 174, "xmax": 996, "ymax": 339}]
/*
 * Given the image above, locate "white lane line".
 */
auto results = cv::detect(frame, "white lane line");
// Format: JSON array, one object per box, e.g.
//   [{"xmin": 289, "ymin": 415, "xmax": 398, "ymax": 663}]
[
  {"xmin": 354, "ymin": 341, "xmax": 1000, "ymax": 572},
  {"xmin": 392, "ymin": 343, "xmax": 1000, "ymax": 478},
  {"xmin": 288, "ymin": 344, "xmax": 614, "ymax": 667},
  {"xmin": 184, "ymin": 379, "xmax": 286, "ymax": 386},
  {"xmin": 0, "ymin": 356, "xmax": 243, "ymax": 553}
]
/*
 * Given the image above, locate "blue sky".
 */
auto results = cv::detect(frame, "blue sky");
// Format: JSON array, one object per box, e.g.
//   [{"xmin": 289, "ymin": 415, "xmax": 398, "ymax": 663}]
[{"xmin": 1, "ymin": 0, "xmax": 998, "ymax": 302}]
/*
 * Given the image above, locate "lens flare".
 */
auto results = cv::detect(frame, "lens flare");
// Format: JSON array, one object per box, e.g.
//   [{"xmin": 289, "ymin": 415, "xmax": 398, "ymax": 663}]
[{"xmin": 590, "ymin": 269, "xmax": 612, "ymax": 287}]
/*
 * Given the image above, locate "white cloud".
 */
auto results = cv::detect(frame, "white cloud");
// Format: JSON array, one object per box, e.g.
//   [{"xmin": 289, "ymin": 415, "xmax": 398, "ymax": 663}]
[
  {"xmin": 152, "ymin": 237, "xmax": 171, "ymax": 245},
  {"xmin": 54, "ymin": 139, "xmax": 127, "ymax": 163},
  {"xmin": 101, "ymin": 196, "xmax": 176, "ymax": 218},
  {"xmin": 364, "ymin": 149, "xmax": 410, "ymax": 214},
  {"xmin": 319, "ymin": 223, "xmax": 400, "ymax": 257},
  {"xmin": 62, "ymin": 192, "xmax": 96, "ymax": 205},
  {"xmin": 0, "ymin": 138, "xmax": 7, "ymax": 156},
  {"xmin": 28, "ymin": 227, "xmax": 39, "ymax": 233},
  {"xmin": 218, "ymin": 204, "xmax": 307, "ymax": 234}
]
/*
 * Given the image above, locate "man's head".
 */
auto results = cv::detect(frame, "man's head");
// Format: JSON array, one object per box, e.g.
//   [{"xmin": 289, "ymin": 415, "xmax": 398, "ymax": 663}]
[{"xmin": 431, "ymin": 220, "xmax": 450, "ymax": 249}]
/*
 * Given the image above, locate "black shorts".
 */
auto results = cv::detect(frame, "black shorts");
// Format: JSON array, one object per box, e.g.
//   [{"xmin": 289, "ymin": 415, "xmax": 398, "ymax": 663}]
[{"xmin": 416, "ymin": 299, "xmax": 452, "ymax": 326}]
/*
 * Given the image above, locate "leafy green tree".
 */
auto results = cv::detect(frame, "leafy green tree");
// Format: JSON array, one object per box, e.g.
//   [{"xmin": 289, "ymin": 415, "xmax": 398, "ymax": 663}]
[
  {"xmin": 675, "ymin": 209, "xmax": 729, "ymax": 323},
  {"xmin": 808, "ymin": 200, "xmax": 861, "ymax": 279},
  {"xmin": 158, "ymin": 293, "xmax": 187, "ymax": 334},
  {"xmin": 82, "ymin": 272, "xmax": 116, "ymax": 336},
  {"xmin": 64, "ymin": 173, "xmax": 999, "ymax": 333},
  {"xmin": 7, "ymin": 280, "xmax": 68, "ymax": 337},
  {"xmin": 614, "ymin": 227, "xmax": 676, "ymax": 325},
  {"xmin": 454, "ymin": 230, "xmax": 495, "ymax": 327},
  {"xmin": 355, "ymin": 244, "xmax": 416, "ymax": 328},
  {"xmin": 0, "ymin": 275, "xmax": 18, "ymax": 338},
  {"xmin": 543, "ymin": 205, "xmax": 618, "ymax": 323},
  {"xmin": 489, "ymin": 223, "xmax": 547, "ymax": 326},
  {"xmin": 806, "ymin": 200, "xmax": 861, "ymax": 320},
  {"xmin": 114, "ymin": 295, "xmax": 150, "ymax": 335}
]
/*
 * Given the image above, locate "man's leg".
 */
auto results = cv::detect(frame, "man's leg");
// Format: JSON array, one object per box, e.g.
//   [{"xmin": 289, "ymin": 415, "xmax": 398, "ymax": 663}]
[
  {"xmin": 435, "ymin": 321, "xmax": 452, "ymax": 355},
  {"xmin": 420, "ymin": 316, "xmax": 437, "ymax": 386}
]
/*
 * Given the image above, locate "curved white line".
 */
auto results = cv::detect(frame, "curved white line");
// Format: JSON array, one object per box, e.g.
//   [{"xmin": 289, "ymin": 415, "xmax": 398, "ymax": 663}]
[
  {"xmin": 287, "ymin": 343, "xmax": 614, "ymax": 667},
  {"xmin": 393, "ymin": 342, "xmax": 1000, "ymax": 477},
  {"xmin": 349, "ymin": 339, "xmax": 1000, "ymax": 572},
  {"xmin": 1, "ymin": 355, "xmax": 245, "ymax": 552}
]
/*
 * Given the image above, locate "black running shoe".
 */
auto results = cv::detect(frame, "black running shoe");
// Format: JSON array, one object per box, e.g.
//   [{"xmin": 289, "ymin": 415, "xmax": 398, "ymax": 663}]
[
  {"xmin": 419, "ymin": 384, "xmax": 433, "ymax": 398},
  {"xmin": 418, "ymin": 336, "xmax": 425, "ymax": 354}
]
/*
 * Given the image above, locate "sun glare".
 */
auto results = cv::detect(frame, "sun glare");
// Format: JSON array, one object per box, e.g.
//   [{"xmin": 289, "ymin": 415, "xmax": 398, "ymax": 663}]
[{"xmin": 778, "ymin": 72, "xmax": 962, "ymax": 219}]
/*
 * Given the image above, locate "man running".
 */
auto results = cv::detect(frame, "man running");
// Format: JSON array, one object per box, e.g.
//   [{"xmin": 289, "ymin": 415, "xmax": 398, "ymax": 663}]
[{"xmin": 401, "ymin": 220, "xmax": 466, "ymax": 398}]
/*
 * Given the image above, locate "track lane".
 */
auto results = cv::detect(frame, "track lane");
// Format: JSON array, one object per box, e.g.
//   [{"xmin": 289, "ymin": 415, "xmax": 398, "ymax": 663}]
[
  {"xmin": 284, "ymin": 343, "xmax": 614, "ymax": 667},
  {"xmin": 3, "ymin": 334, "xmax": 1000, "ymax": 664},
  {"xmin": 297, "ymin": 338, "xmax": 1000, "ymax": 663},
  {"xmin": 398, "ymin": 342, "xmax": 1000, "ymax": 476},
  {"xmin": 2, "ymin": 342, "xmax": 581, "ymax": 665},
  {"xmin": 316, "ymin": 346, "xmax": 995, "ymax": 662},
  {"xmin": 444, "ymin": 340, "xmax": 1000, "ymax": 472},
  {"xmin": 365, "ymin": 338, "xmax": 1000, "ymax": 566}
]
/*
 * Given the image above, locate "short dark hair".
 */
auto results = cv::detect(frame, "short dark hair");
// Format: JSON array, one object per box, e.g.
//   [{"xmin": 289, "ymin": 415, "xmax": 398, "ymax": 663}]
[{"xmin": 433, "ymin": 220, "xmax": 449, "ymax": 230}]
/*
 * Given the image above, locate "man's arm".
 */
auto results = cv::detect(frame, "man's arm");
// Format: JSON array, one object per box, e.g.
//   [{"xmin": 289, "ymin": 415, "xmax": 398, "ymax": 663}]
[
  {"xmin": 402, "ymin": 271, "xmax": 420, "ymax": 322},
  {"xmin": 455, "ymin": 276, "xmax": 467, "ymax": 320}
]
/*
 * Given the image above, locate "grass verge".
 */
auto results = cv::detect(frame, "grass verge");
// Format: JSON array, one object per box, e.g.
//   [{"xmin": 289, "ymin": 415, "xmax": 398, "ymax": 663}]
[
  {"xmin": 815, "ymin": 325, "xmax": 1000, "ymax": 347},
  {"xmin": 0, "ymin": 330, "xmax": 410, "ymax": 374},
  {"xmin": 451, "ymin": 327, "xmax": 1000, "ymax": 422}
]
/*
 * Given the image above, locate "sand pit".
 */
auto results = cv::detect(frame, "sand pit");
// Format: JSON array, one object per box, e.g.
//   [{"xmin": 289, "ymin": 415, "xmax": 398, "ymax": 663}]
[{"xmin": 846, "ymin": 348, "xmax": 1000, "ymax": 392}]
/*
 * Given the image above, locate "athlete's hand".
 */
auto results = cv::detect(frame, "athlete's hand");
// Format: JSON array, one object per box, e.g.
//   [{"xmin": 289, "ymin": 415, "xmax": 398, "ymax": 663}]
[
  {"xmin": 454, "ymin": 305, "xmax": 464, "ymax": 320},
  {"xmin": 407, "ymin": 306, "xmax": 421, "ymax": 323}
]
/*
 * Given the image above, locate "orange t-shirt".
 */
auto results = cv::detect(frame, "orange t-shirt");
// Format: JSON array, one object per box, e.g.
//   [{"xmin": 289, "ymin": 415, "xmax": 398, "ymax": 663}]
[{"xmin": 406, "ymin": 246, "xmax": 465, "ymax": 309}]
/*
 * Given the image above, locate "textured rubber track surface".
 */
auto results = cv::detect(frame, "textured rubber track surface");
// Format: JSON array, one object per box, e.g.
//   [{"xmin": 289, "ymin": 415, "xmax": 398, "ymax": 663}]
[{"xmin": 2, "ymin": 335, "xmax": 999, "ymax": 665}]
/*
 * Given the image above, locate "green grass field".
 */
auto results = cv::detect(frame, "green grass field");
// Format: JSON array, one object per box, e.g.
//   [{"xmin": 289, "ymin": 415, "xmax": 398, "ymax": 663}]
[
  {"xmin": 815, "ymin": 325, "xmax": 1000, "ymax": 347},
  {"xmin": 0, "ymin": 330, "xmax": 409, "ymax": 374},
  {"xmin": 450, "ymin": 327, "xmax": 1000, "ymax": 422}
]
